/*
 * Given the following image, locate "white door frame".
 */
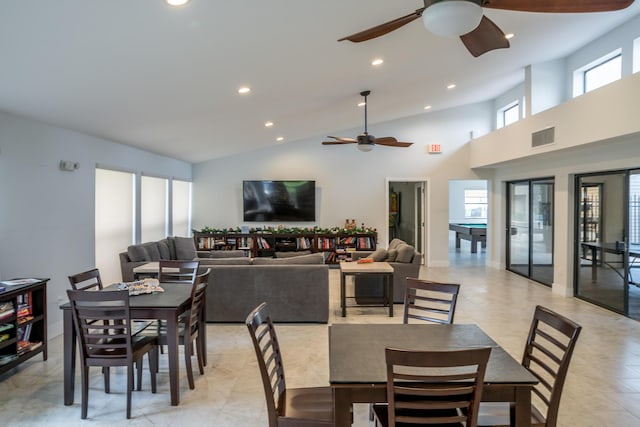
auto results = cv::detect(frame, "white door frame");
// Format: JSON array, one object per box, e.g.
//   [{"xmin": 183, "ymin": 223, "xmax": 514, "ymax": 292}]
[{"xmin": 385, "ymin": 177, "xmax": 429, "ymax": 266}]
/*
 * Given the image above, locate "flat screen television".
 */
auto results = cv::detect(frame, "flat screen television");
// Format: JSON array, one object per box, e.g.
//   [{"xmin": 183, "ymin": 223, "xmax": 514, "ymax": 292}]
[{"xmin": 243, "ymin": 180, "xmax": 316, "ymax": 222}]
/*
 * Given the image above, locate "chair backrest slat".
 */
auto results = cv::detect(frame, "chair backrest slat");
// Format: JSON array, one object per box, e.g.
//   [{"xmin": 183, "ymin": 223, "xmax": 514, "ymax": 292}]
[{"xmin": 403, "ymin": 278, "xmax": 460, "ymax": 325}]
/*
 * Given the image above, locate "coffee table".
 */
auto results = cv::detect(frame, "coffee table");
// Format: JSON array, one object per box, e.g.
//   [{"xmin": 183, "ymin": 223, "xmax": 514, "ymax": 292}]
[{"xmin": 339, "ymin": 261, "xmax": 394, "ymax": 317}]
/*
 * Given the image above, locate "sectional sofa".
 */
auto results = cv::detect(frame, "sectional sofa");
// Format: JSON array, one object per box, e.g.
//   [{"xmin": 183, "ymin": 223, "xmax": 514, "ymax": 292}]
[{"xmin": 119, "ymin": 237, "xmax": 329, "ymax": 323}]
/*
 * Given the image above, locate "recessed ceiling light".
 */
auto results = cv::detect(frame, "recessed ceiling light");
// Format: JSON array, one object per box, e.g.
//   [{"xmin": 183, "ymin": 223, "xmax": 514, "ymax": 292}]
[
  {"xmin": 165, "ymin": 0, "xmax": 190, "ymax": 6},
  {"xmin": 238, "ymin": 86, "xmax": 251, "ymax": 94},
  {"xmin": 264, "ymin": 121, "xmax": 274, "ymax": 127},
  {"xmin": 505, "ymin": 33, "xmax": 514, "ymax": 40},
  {"xmin": 358, "ymin": 102, "xmax": 366, "ymax": 107},
  {"xmin": 371, "ymin": 58, "xmax": 384, "ymax": 66},
  {"xmin": 276, "ymin": 137, "xmax": 284, "ymax": 142},
  {"xmin": 424, "ymin": 105, "xmax": 432, "ymax": 110},
  {"xmin": 447, "ymin": 83, "xmax": 456, "ymax": 90}
]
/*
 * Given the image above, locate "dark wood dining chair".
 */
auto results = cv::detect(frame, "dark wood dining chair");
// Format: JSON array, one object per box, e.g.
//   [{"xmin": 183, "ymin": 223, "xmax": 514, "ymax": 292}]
[
  {"xmin": 478, "ymin": 305, "xmax": 582, "ymax": 427},
  {"xmin": 158, "ymin": 260, "xmax": 199, "ymax": 284},
  {"xmin": 66, "ymin": 289, "xmax": 158, "ymax": 419},
  {"xmin": 372, "ymin": 347, "xmax": 491, "ymax": 427},
  {"xmin": 246, "ymin": 302, "xmax": 335, "ymax": 427},
  {"xmin": 155, "ymin": 268, "xmax": 210, "ymax": 389},
  {"xmin": 404, "ymin": 277, "xmax": 460, "ymax": 324}
]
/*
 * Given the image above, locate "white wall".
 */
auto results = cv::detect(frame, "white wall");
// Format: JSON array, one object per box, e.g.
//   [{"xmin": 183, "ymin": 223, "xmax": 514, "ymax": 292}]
[
  {"xmin": 0, "ymin": 111, "xmax": 191, "ymax": 337},
  {"xmin": 193, "ymin": 102, "xmax": 493, "ymax": 268}
]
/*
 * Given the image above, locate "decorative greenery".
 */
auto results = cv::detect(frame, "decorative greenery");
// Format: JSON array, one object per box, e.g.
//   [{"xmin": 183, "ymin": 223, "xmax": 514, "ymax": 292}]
[{"xmin": 194, "ymin": 225, "xmax": 377, "ymax": 235}]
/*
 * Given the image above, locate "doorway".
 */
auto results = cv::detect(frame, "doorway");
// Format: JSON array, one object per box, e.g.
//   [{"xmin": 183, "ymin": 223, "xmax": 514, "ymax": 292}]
[
  {"xmin": 574, "ymin": 169, "xmax": 640, "ymax": 319},
  {"xmin": 506, "ymin": 178, "xmax": 554, "ymax": 286},
  {"xmin": 387, "ymin": 179, "xmax": 425, "ymax": 260}
]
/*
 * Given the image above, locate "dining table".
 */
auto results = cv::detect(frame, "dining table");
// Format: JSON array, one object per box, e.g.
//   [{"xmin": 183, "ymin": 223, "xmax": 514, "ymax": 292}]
[
  {"xmin": 329, "ymin": 323, "xmax": 539, "ymax": 427},
  {"xmin": 60, "ymin": 282, "xmax": 201, "ymax": 406}
]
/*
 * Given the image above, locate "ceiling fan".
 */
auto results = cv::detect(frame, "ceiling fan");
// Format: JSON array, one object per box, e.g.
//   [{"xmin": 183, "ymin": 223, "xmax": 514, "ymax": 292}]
[
  {"xmin": 338, "ymin": 0, "xmax": 634, "ymax": 57},
  {"xmin": 322, "ymin": 91, "xmax": 414, "ymax": 152}
]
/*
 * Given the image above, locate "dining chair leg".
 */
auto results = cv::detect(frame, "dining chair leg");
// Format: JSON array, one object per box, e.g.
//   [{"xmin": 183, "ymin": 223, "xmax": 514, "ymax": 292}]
[
  {"xmin": 81, "ymin": 366, "xmax": 89, "ymax": 419},
  {"xmin": 103, "ymin": 367, "xmax": 110, "ymax": 393},
  {"xmin": 149, "ymin": 348, "xmax": 158, "ymax": 393},
  {"xmin": 126, "ymin": 363, "xmax": 133, "ymax": 419},
  {"xmin": 196, "ymin": 335, "xmax": 205, "ymax": 375},
  {"xmin": 136, "ymin": 358, "xmax": 143, "ymax": 391},
  {"xmin": 184, "ymin": 338, "xmax": 195, "ymax": 390}
]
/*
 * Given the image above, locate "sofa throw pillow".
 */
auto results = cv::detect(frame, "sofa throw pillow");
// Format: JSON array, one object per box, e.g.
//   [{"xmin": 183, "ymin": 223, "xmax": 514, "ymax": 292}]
[
  {"xmin": 127, "ymin": 244, "xmax": 149, "ymax": 262},
  {"xmin": 386, "ymin": 248, "xmax": 398, "ymax": 262},
  {"xmin": 142, "ymin": 242, "xmax": 161, "ymax": 261},
  {"xmin": 395, "ymin": 243, "xmax": 415, "ymax": 263},
  {"xmin": 174, "ymin": 236, "xmax": 197, "ymax": 260},
  {"xmin": 388, "ymin": 238, "xmax": 404, "ymax": 251},
  {"xmin": 367, "ymin": 248, "xmax": 388, "ymax": 262},
  {"xmin": 157, "ymin": 239, "xmax": 172, "ymax": 260}
]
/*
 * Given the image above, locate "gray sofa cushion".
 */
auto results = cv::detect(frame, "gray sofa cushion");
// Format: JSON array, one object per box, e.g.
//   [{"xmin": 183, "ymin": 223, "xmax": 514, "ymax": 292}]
[
  {"xmin": 252, "ymin": 253, "xmax": 324, "ymax": 265},
  {"xmin": 198, "ymin": 257, "xmax": 252, "ymax": 265},
  {"xmin": 142, "ymin": 242, "xmax": 161, "ymax": 261},
  {"xmin": 127, "ymin": 244, "xmax": 148, "ymax": 262},
  {"xmin": 386, "ymin": 248, "xmax": 398, "ymax": 262},
  {"xmin": 388, "ymin": 238, "xmax": 404, "ymax": 251},
  {"xmin": 275, "ymin": 250, "xmax": 312, "ymax": 258},
  {"xmin": 157, "ymin": 238, "xmax": 172, "ymax": 260},
  {"xmin": 395, "ymin": 243, "xmax": 415, "ymax": 263},
  {"xmin": 174, "ymin": 236, "xmax": 197, "ymax": 260},
  {"xmin": 367, "ymin": 248, "xmax": 388, "ymax": 262}
]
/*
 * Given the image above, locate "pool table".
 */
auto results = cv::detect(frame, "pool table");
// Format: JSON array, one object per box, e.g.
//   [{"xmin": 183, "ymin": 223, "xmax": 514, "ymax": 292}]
[{"xmin": 449, "ymin": 223, "xmax": 487, "ymax": 253}]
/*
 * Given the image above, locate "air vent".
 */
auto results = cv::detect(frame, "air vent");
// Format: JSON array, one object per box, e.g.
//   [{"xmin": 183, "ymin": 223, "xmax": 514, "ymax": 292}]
[{"xmin": 531, "ymin": 127, "xmax": 555, "ymax": 148}]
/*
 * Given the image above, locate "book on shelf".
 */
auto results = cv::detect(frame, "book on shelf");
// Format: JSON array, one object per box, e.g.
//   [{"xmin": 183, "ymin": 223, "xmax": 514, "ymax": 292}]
[
  {"xmin": 0, "ymin": 323, "xmax": 15, "ymax": 333},
  {"xmin": 0, "ymin": 353, "xmax": 18, "ymax": 365}
]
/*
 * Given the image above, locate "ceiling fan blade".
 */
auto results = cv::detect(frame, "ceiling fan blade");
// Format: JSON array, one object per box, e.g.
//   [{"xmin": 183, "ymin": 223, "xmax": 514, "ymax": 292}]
[
  {"xmin": 338, "ymin": 9, "xmax": 424, "ymax": 43},
  {"xmin": 460, "ymin": 15, "xmax": 509, "ymax": 58},
  {"xmin": 327, "ymin": 136, "xmax": 357, "ymax": 143},
  {"xmin": 375, "ymin": 137, "xmax": 413, "ymax": 148},
  {"xmin": 482, "ymin": 0, "xmax": 634, "ymax": 13}
]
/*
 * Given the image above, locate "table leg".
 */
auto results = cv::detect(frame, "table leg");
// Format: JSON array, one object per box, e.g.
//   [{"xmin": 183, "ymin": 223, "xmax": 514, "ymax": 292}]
[
  {"xmin": 471, "ymin": 236, "xmax": 478, "ymax": 253},
  {"xmin": 341, "ymin": 272, "xmax": 346, "ymax": 317},
  {"xmin": 513, "ymin": 385, "xmax": 532, "ymax": 427},
  {"xmin": 455, "ymin": 233, "xmax": 461, "ymax": 249},
  {"xmin": 333, "ymin": 388, "xmax": 352, "ymax": 427},
  {"xmin": 166, "ymin": 313, "xmax": 180, "ymax": 406},
  {"xmin": 63, "ymin": 309, "xmax": 76, "ymax": 406}
]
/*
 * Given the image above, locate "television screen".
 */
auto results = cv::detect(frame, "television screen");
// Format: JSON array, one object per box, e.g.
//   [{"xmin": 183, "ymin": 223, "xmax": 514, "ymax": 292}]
[{"xmin": 243, "ymin": 180, "xmax": 316, "ymax": 222}]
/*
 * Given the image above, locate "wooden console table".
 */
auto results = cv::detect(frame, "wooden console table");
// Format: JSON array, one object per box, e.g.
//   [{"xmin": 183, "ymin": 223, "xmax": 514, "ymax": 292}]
[{"xmin": 339, "ymin": 261, "xmax": 393, "ymax": 317}]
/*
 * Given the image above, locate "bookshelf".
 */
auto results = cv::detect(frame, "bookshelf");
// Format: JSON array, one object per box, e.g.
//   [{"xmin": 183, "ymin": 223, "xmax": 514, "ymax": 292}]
[
  {"xmin": 0, "ymin": 278, "xmax": 48, "ymax": 376},
  {"xmin": 193, "ymin": 231, "xmax": 377, "ymax": 264}
]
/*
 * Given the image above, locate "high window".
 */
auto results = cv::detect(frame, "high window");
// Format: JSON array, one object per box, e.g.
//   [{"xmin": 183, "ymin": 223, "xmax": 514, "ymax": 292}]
[
  {"xmin": 573, "ymin": 49, "xmax": 622, "ymax": 97},
  {"xmin": 634, "ymin": 37, "xmax": 640, "ymax": 74},
  {"xmin": 497, "ymin": 101, "xmax": 519, "ymax": 129}
]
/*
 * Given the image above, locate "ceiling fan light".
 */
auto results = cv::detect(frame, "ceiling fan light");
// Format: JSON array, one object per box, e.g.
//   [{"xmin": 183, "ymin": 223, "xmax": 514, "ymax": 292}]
[
  {"xmin": 422, "ymin": 1, "xmax": 483, "ymax": 37},
  {"xmin": 358, "ymin": 143, "xmax": 374, "ymax": 152}
]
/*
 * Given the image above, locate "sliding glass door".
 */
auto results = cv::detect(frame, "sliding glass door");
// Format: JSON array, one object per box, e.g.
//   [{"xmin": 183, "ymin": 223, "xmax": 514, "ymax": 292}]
[
  {"xmin": 507, "ymin": 178, "xmax": 554, "ymax": 285},
  {"xmin": 575, "ymin": 170, "xmax": 640, "ymax": 319}
]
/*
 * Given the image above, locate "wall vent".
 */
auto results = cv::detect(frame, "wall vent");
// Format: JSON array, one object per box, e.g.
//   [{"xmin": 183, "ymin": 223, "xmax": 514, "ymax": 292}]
[{"xmin": 531, "ymin": 127, "xmax": 555, "ymax": 148}]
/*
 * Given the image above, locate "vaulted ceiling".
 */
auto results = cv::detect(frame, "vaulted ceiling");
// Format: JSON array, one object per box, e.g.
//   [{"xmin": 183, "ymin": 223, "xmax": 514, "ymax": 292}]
[{"xmin": 1, "ymin": 1, "xmax": 638, "ymax": 163}]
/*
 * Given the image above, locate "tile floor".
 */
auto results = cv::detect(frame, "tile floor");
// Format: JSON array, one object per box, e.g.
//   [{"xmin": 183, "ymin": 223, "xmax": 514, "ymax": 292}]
[{"xmin": 2, "ymin": 258, "xmax": 640, "ymax": 426}]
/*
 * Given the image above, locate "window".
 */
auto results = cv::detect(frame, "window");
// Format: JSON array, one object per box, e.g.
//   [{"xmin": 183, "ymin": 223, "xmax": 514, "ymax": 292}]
[
  {"xmin": 573, "ymin": 50, "xmax": 622, "ymax": 97},
  {"xmin": 496, "ymin": 101, "xmax": 519, "ymax": 129},
  {"xmin": 141, "ymin": 175, "xmax": 168, "ymax": 242},
  {"xmin": 464, "ymin": 189, "xmax": 487, "ymax": 219},
  {"xmin": 172, "ymin": 179, "xmax": 192, "ymax": 237},
  {"xmin": 95, "ymin": 168, "xmax": 135, "ymax": 283}
]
